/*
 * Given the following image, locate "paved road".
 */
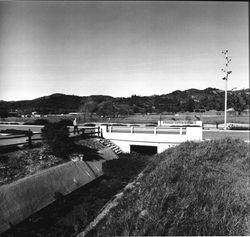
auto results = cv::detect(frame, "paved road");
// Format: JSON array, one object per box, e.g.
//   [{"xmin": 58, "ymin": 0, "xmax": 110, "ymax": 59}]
[{"xmin": 0, "ymin": 125, "xmax": 249, "ymax": 147}]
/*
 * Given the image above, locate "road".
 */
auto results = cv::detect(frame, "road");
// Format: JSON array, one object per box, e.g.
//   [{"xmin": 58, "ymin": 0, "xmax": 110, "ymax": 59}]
[{"xmin": 0, "ymin": 125, "xmax": 249, "ymax": 147}]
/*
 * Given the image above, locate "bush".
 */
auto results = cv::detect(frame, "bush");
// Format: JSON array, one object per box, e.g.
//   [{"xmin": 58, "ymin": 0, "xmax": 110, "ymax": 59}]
[
  {"xmin": 41, "ymin": 122, "xmax": 72, "ymax": 158},
  {"xmin": 228, "ymin": 125, "xmax": 250, "ymax": 130},
  {"xmin": 90, "ymin": 138, "xmax": 250, "ymax": 236},
  {"xmin": 58, "ymin": 119, "xmax": 73, "ymax": 127},
  {"xmin": 185, "ymin": 115, "xmax": 192, "ymax": 121}
]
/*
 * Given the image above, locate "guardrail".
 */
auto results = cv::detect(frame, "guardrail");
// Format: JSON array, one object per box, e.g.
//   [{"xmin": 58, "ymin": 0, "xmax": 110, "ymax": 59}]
[
  {"xmin": 0, "ymin": 126, "xmax": 102, "ymax": 153},
  {"xmin": 105, "ymin": 126, "xmax": 187, "ymax": 135},
  {"xmin": 158, "ymin": 120, "xmax": 202, "ymax": 127}
]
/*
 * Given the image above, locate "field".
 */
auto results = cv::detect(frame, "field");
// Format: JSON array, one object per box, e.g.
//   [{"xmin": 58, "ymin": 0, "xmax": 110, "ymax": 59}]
[
  {"xmin": 1, "ymin": 113, "xmax": 249, "ymax": 125},
  {"xmin": 203, "ymin": 130, "xmax": 250, "ymax": 141}
]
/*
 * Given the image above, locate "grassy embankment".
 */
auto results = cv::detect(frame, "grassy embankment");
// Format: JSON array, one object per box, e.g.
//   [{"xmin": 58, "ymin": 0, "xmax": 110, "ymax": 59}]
[{"xmin": 87, "ymin": 138, "xmax": 250, "ymax": 236}]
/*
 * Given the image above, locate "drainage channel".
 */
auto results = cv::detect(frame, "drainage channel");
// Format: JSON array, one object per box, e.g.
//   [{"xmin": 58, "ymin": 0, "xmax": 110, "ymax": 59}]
[{"xmin": 2, "ymin": 175, "xmax": 129, "ymax": 237}]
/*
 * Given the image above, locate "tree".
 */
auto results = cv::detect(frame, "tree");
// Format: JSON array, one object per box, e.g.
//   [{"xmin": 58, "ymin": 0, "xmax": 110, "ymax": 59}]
[
  {"xmin": 0, "ymin": 108, "xmax": 9, "ymax": 118},
  {"xmin": 115, "ymin": 104, "xmax": 131, "ymax": 116},
  {"xmin": 231, "ymin": 91, "xmax": 248, "ymax": 115},
  {"xmin": 97, "ymin": 101, "xmax": 115, "ymax": 117},
  {"xmin": 185, "ymin": 97, "xmax": 195, "ymax": 112},
  {"xmin": 79, "ymin": 100, "xmax": 98, "ymax": 121},
  {"xmin": 41, "ymin": 122, "xmax": 72, "ymax": 158}
]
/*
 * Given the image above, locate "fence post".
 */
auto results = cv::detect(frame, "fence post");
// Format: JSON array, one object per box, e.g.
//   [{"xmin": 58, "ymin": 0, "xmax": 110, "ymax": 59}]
[
  {"xmin": 28, "ymin": 129, "xmax": 33, "ymax": 148},
  {"xmin": 97, "ymin": 127, "xmax": 100, "ymax": 137}
]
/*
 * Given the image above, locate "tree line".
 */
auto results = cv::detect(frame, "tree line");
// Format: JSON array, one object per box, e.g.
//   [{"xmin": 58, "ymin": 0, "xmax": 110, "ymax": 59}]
[{"xmin": 0, "ymin": 88, "xmax": 249, "ymax": 118}]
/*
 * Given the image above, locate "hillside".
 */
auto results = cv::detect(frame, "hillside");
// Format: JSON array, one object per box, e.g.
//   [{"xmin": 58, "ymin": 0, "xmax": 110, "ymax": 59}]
[
  {"xmin": 85, "ymin": 138, "xmax": 250, "ymax": 236},
  {"xmin": 0, "ymin": 88, "xmax": 249, "ymax": 116}
]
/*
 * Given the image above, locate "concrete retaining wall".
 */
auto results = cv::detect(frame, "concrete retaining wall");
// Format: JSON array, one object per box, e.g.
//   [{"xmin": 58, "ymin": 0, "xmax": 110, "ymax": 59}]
[{"xmin": 0, "ymin": 160, "xmax": 104, "ymax": 234}]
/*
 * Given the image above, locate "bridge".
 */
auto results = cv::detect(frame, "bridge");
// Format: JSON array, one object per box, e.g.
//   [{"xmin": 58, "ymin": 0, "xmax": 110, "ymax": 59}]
[{"xmin": 100, "ymin": 124, "xmax": 203, "ymax": 154}]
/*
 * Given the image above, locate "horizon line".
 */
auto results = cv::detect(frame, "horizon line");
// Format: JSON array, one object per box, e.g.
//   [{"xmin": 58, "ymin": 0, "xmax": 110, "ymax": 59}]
[{"xmin": 2, "ymin": 86, "xmax": 249, "ymax": 102}]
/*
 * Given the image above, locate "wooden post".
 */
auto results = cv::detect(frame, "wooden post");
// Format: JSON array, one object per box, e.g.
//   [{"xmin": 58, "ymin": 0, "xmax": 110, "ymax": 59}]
[{"xmin": 28, "ymin": 129, "xmax": 33, "ymax": 148}]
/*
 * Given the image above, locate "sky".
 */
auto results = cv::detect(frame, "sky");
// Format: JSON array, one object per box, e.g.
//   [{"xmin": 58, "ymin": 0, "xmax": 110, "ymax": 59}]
[{"xmin": 0, "ymin": 1, "xmax": 249, "ymax": 101}]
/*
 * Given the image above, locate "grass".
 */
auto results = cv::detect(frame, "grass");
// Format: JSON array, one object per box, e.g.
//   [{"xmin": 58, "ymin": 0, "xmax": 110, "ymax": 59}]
[
  {"xmin": 201, "ymin": 115, "xmax": 249, "ymax": 125},
  {"xmin": 1, "ymin": 114, "xmax": 249, "ymax": 125},
  {"xmin": 203, "ymin": 130, "xmax": 250, "ymax": 141},
  {"xmin": 88, "ymin": 138, "xmax": 250, "ymax": 236}
]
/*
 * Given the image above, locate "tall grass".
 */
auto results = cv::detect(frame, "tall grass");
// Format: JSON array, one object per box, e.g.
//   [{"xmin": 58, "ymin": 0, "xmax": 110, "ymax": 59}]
[{"xmin": 88, "ymin": 138, "xmax": 250, "ymax": 236}]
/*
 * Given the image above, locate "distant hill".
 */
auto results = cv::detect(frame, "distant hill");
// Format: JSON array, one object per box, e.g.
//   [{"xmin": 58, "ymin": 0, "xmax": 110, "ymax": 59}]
[{"xmin": 0, "ymin": 87, "xmax": 249, "ymax": 116}]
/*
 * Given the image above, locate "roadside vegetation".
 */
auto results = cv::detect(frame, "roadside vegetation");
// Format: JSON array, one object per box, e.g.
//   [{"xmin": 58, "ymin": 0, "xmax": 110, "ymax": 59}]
[
  {"xmin": 88, "ymin": 138, "xmax": 250, "ymax": 236},
  {"xmin": 41, "ymin": 121, "xmax": 72, "ymax": 158}
]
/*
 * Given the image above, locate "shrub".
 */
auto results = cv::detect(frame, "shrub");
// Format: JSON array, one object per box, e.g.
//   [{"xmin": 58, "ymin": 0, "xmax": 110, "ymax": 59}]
[
  {"xmin": 90, "ymin": 138, "xmax": 250, "ymax": 236},
  {"xmin": 58, "ymin": 119, "xmax": 73, "ymax": 127},
  {"xmin": 41, "ymin": 122, "xmax": 72, "ymax": 158},
  {"xmin": 228, "ymin": 125, "xmax": 250, "ymax": 130},
  {"xmin": 185, "ymin": 115, "xmax": 192, "ymax": 121}
]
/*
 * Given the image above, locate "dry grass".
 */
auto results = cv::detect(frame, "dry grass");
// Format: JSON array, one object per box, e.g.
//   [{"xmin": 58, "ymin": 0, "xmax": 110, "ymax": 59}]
[{"xmin": 88, "ymin": 138, "xmax": 250, "ymax": 236}]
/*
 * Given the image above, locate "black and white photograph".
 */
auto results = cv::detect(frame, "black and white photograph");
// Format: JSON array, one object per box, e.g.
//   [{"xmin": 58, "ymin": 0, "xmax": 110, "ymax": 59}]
[{"xmin": 0, "ymin": 1, "xmax": 249, "ymax": 236}]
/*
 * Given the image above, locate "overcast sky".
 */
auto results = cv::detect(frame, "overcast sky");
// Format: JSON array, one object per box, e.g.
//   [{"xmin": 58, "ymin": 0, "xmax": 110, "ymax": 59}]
[{"xmin": 0, "ymin": 1, "xmax": 248, "ymax": 101}]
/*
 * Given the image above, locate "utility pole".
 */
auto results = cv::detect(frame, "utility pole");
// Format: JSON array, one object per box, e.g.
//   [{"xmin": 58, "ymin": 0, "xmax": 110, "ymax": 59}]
[{"xmin": 221, "ymin": 50, "xmax": 232, "ymax": 130}]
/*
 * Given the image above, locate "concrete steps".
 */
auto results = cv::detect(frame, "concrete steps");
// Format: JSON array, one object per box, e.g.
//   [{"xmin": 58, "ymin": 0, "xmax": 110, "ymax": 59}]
[{"xmin": 98, "ymin": 139, "xmax": 122, "ymax": 154}]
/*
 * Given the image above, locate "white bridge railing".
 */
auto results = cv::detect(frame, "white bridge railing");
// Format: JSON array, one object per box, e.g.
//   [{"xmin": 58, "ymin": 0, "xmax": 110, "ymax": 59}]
[
  {"xmin": 100, "ymin": 124, "xmax": 203, "ymax": 153},
  {"xmin": 106, "ymin": 126, "xmax": 187, "ymax": 135},
  {"xmin": 158, "ymin": 120, "xmax": 202, "ymax": 127}
]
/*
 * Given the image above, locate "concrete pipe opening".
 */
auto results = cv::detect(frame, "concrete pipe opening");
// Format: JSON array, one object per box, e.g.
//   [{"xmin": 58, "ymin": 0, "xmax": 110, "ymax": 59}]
[{"xmin": 130, "ymin": 145, "xmax": 157, "ymax": 155}]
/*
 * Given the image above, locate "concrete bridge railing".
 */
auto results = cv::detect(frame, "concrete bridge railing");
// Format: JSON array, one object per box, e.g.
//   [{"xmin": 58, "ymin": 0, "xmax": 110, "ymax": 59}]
[
  {"xmin": 100, "ymin": 125, "xmax": 203, "ymax": 153},
  {"xmin": 158, "ymin": 120, "xmax": 202, "ymax": 127}
]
